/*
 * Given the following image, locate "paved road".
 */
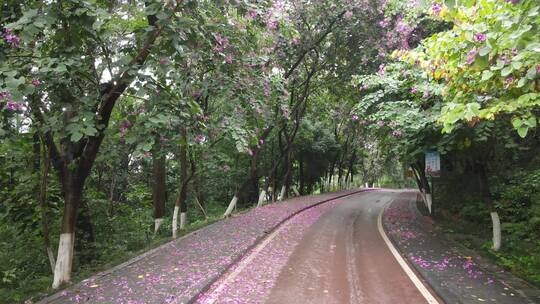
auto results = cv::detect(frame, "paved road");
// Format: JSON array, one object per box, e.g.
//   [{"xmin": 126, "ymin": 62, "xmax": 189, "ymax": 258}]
[
  {"xmin": 266, "ymin": 190, "xmax": 435, "ymax": 304},
  {"xmin": 203, "ymin": 190, "xmax": 440, "ymax": 304}
]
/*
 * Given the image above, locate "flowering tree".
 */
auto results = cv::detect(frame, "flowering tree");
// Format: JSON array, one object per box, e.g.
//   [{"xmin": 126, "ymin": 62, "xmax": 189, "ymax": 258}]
[{"xmin": 405, "ymin": 0, "xmax": 540, "ymax": 137}]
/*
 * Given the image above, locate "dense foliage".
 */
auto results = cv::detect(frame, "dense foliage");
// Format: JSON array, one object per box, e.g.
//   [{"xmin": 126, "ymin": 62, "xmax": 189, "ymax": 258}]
[{"xmin": 0, "ymin": 0, "xmax": 539, "ymax": 302}]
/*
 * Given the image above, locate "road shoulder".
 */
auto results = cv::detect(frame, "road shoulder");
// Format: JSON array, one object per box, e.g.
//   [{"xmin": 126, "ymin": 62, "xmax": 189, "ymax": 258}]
[{"xmin": 382, "ymin": 191, "xmax": 540, "ymax": 304}]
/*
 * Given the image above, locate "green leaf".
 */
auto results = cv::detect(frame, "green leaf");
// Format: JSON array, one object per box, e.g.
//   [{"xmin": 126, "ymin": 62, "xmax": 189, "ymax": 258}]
[
  {"xmin": 516, "ymin": 77, "xmax": 526, "ymax": 88},
  {"xmin": 501, "ymin": 66, "xmax": 513, "ymax": 77},
  {"xmin": 525, "ymin": 116, "xmax": 537, "ymax": 128},
  {"xmin": 512, "ymin": 118, "xmax": 523, "ymax": 128},
  {"xmin": 479, "ymin": 46, "xmax": 491, "ymax": 56},
  {"xmin": 70, "ymin": 132, "xmax": 83, "ymax": 142},
  {"xmin": 481, "ymin": 70, "xmax": 494, "ymax": 81},
  {"xmin": 511, "ymin": 61, "xmax": 523, "ymax": 70},
  {"xmin": 526, "ymin": 67, "xmax": 537, "ymax": 79},
  {"xmin": 517, "ymin": 126, "xmax": 528, "ymax": 138}
]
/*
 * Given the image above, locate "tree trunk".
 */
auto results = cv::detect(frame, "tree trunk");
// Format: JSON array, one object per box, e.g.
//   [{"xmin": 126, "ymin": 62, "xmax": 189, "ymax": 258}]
[
  {"xmin": 75, "ymin": 200, "xmax": 96, "ymax": 264},
  {"xmin": 299, "ymin": 158, "xmax": 305, "ymax": 195},
  {"xmin": 46, "ymin": 7, "xmax": 162, "ymax": 289},
  {"xmin": 52, "ymin": 174, "xmax": 84, "ymax": 289},
  {"xmin": 257, "ymin": 187, "xmax": 267, "ymax": 207},
  {"xmin": 279, "ymin": 149, "xmax": 292, "ymax": 201},
  {"xmin": 224, "ymin": 127, "xmax": 273, "ymax": 215},
  {"xmin": 152, "ymin": 138, "xmax": 166, "ymax": 235},
  {"xmin": 478, "ymin": 162, "xmax": 501, "ymax": 251},
  {"xmin": 192, "ymin": 151, "xmax": 206, "ymax": 216},
  {"xmin": 413, "ymin": 161, "xmax": 432, "ymax": 214},
  {"xmin": 173, "ymin": 128, "xmax": 189, "ymax": 238}
]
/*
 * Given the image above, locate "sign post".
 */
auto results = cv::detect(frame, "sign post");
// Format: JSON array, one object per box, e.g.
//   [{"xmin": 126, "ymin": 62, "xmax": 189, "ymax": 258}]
[
  {"xmin": 425, "ymin": 150, "xmax": 441, "ymax": 178},
  {"xmin": 424, "ymin": 150, "xmax": 441, "ymax": 215}
]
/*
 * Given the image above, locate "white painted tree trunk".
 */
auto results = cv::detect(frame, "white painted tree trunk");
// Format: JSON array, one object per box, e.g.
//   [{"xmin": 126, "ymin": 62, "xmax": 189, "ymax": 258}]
[
  {"xmin": 257, "ymin": 189, "xmax": 267, "ymax": 207},
  {"xmin": 223, "ymin": 195, "xmax": 238, "ymax": 217},
  {"xmin": 172, "ymin": 206, "xmax": 179, "ymax": 238},
  {"xmin": 419, "ymin": 190, "xmax": 427, "ymax": 207},
  {"xmin": 180, "ymin": 212, "xmax": 187, "ymax": 229},
  {"xmin": 292, "ymin": 186, "xmax": 300, "ymax": 196},
  {"xmin": 52, "ymin": 233, "xmax": 74, "ymax": 289},
  {"xmin": 47, "ymin": 246, "xmax": 56, "ymax": 273},
  {"xmin": 426, "ymin": 193, "xmax": 433, "ymax": 214},
  {"xmin": 278, "ymin": 186, "xmax": 286, "ymax": 201},
  {"xmin": 490, "ymin": 211, "xmax": 501, "ymax": 251},
  {"xmin": 154, "ymin": 218, "xmax": 164, "ymax": 235},
  {"xmin": 365, "ymin": 182, "xmax": 369, "ymax": 188}
]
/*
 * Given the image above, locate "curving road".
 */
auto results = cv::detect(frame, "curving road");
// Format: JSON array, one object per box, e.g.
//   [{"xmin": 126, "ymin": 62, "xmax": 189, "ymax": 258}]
[{"xmin": 201, "ymin": 190, "xmax": 441, "ymax": 304}]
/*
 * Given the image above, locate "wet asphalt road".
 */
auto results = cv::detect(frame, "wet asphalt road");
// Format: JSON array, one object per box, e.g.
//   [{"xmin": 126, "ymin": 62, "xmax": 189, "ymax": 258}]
[{"xmin": 265, "ymin": 190, "xmax": 432, "ymax": 304}]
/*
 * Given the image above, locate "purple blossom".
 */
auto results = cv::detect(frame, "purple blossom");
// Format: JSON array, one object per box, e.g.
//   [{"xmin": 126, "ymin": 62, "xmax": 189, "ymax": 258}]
[
  {"xmin": 432, "ymin": 2, "xmax": 443, "ymax": 16},
  {"xmin": 500, "ymin": 55, "xmax": 510, "ymax": 65},
  {"xmin": 474, "ymin": 33, "xmax": 486, "ymax": 42},
  {"xmin": 392, "ymin": 130, "xmax": 402, "ymax": 138},
  {"xmin": 410, "ymin": 87, "xmax": 418, "ymax": 93},
  {"xmin": 511, "ymin": 48, "xmax": 518, "ymax": 56},
  {"xmin": 119, "ymin": 120, "xmax": 132, "ymax": 136},
  {"xmin": 0, "ymin": 91, "xmax": 12, "ymax": 100},
  {"xmin": 193, "ymin": 90, "xmax": 202, "ymax": 98},
  {"xmin": 292, "ymin": 37, "xmax": 300, "ymax": 45},
  {"xmin": 377, "ymin": 121, "xmax": 385, "ymax": 127},
  {"xmin": 4, "ymin": 101, "xmax": 22, "ymax": 111},
  {"xmin": 344, "ymin": 11, "xmax": 353, "ymax": 20},
  {"xmin": 195, "ymin": 134, "xmax": 206, "ymax": 144},
  {"xmin": 351, "ymin": 114, "xmax": 359, "ymax": 121},
  {"xmin": 248, "ymin": 10, "xmax": 258, "ymax": 19},
  {"xmin": 259, "ymin": 139, "xmax": 264, "ymax": 145},
  {"xmin": 254, "ymin": 106, "xmax": 263, "ymax": 115},
  {"xmin": 536, "ymin": 65, "xmax": 540, "ymax": 74},
  {"xmin": 31, "ymin": 79, "xmax": 41, "ymax": 86},
  {"xmin": 263, "ymin": 81, "xmax": 271, "ymax": 97},
  {"xmin": 159, "ymin": 58, "xmax": 169, "ymax": 65},
  {"xmin": 143, "ymin": 151, "xmax": 152, "ymax": 158},
  {"xmin": 411, "ymin": 255, "xmax": 431, "ymax": 269},
  {"xmin": 505, "ymin": 76, "xmax": 514, "ymax": 87},
  {"xmin": 378, "ymin": 18, "xmax": 390, "ymax": 28},
  {"xmin": 466, "ymin": 48, "xmax": 478, "ymax": 64},
  {"xmin": 224, "ymin": 54, "xmax": 233, "ymax": 64},
  {"xmin": 266, "ymin": 20, "xmax": 278, "ymax": 30},
  {"xmin": 377, "ymin": 64, "xmax": 386, "ymax": 75},
  {"xmin": 506, "ymin": 0, "xmax": 519, "ymax": 4},
  {"xmin": 280, "ymin": 105, "xmax": 291, "ymax": 119},
  {"xmin": 213, "ymin": 34, "xmax": 229, "ymax": 52},
  {"xmin": 3, "ymin": 29, "xmax": 20, "ymax": 48}
]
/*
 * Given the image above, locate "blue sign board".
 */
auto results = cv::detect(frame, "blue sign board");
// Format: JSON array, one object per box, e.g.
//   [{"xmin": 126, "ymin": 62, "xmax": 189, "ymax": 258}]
[{"xmin": 425, "ymin": 151, "xmax": 441, "ymax": 177}]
